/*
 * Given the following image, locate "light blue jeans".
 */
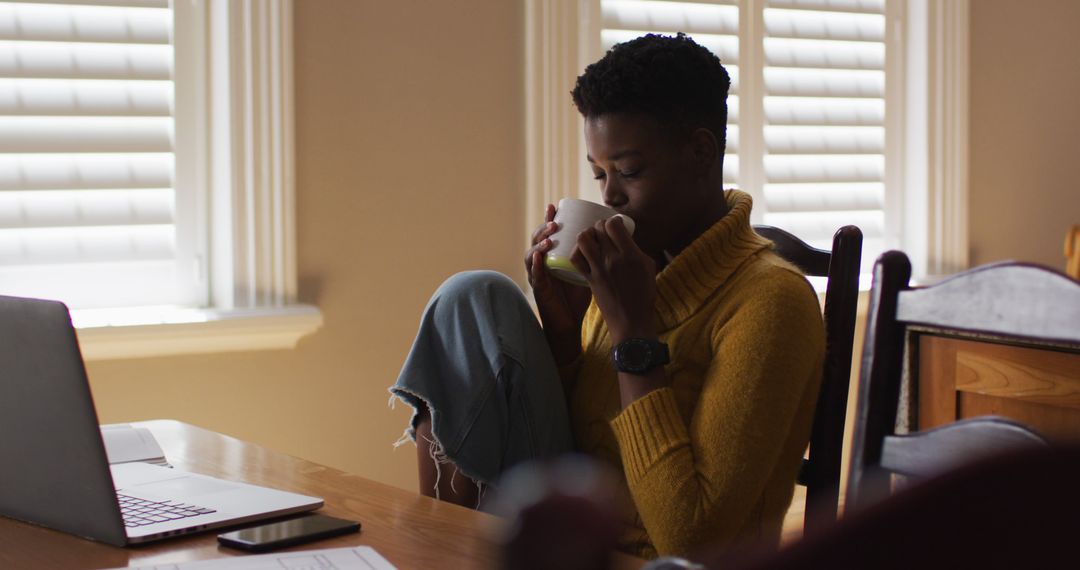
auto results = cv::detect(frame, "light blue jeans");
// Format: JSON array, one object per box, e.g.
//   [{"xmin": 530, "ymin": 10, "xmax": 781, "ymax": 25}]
[{"xmin": 389, "ymin": 271, "xmax": 575, "ymax": 489}]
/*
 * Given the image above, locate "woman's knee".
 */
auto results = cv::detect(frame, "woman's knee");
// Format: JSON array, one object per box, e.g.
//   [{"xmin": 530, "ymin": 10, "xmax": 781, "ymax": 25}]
[{"xmin": 435, "ymin": 270, "xmax": 526, "ymax": 308}]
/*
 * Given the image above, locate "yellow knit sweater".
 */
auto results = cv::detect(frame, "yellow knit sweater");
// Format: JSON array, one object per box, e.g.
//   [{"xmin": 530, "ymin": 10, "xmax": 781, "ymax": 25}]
[{"xmin": 565, "ymin": 190, "xmax": 825, "ymax": 559}]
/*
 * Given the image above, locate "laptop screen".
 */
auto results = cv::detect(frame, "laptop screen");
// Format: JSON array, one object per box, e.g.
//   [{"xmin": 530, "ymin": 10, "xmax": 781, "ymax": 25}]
[{"xmin": 0, "ymin": 295, "xmax": 126, "ymax": 546}]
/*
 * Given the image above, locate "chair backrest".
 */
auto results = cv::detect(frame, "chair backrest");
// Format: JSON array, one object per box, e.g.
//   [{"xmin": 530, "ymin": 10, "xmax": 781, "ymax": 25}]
[
  {"xmin": 754, "ymin": 224, "xmax": 862, "ymax": 535},
  {"xmin": 846, "ymin": 251, "xmax": 1080, "ymax": 512},
  {"xmin": 876, "ymin": 416, "xmax": 1047, "ymax": 479}
]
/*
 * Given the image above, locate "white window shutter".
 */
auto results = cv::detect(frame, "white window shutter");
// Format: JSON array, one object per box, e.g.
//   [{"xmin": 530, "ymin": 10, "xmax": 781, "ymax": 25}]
[
  {"xmin": 598, "ymin": 0, "xmax": 889, "ymax": 272},
  {"xmin": 761, "ymin": 0, "xmax": 886, "ymax": 270},
  {"xmin": 599, "ymin": 0, "xmax": 741, "ymax": 187},
  {"xmin": 0, "ymin": 0, "xmax": 185, "ymax": 309}
]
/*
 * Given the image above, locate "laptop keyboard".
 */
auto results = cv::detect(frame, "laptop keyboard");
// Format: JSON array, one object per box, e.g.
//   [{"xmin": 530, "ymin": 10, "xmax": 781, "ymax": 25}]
[{"xmin": 117, "ymin": 493, "xmax": 217, "ymax": 528}]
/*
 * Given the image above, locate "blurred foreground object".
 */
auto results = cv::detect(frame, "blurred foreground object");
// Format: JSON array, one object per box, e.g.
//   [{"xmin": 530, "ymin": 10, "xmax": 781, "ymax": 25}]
[
  {"xmin": 701, "ymin": 444, "xmax": 1080, "ymax": 569},
  {"xmin": 493, "ymin": 455, "xmax": 621, "ymax": 570}
]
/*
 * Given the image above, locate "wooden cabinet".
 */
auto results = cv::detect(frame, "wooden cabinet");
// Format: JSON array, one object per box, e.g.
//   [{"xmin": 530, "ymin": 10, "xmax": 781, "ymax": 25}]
[{"xmin": 917, "ymin": 335, "xmax": 1080, "ymax": 443}]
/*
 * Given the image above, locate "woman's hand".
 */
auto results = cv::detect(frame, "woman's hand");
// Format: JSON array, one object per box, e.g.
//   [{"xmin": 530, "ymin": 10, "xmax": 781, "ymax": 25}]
[
  {"xmin": 573, "ymin": 217, "xmax": 667, "ymax": 409},
  {"xmin": 571, "ymin": 217, "xmax": 658, "ymax": 344},
  {"xmin": 525, "ymin": 203, "xmax": 593, "ymax": 365}
]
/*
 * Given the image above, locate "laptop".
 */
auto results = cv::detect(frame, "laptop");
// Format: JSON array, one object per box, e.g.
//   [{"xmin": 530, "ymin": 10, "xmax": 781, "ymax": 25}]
[{"xmin": 0, "ymin": 295, "xmax": 323, "ymax": 546}]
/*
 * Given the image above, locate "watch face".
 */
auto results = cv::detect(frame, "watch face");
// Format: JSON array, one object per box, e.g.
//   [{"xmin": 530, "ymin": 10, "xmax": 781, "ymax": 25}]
[
  {"xmin": 620, "ymin": 340, "xmax": 651, "ymax": 369},
  {"xmin": 613, "ymin": 338, "xmax": 660, "ymax": 373}
]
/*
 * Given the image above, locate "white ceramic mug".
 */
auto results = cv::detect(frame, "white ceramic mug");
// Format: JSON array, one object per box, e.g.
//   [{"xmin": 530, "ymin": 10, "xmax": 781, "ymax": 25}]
[{"xmin": 544, "ymin": 198, "xmax": 635, "ymax": 286}]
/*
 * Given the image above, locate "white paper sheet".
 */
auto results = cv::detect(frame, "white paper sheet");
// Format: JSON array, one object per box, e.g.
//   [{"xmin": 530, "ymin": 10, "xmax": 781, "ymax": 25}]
[
  {"xmin": 101, "ymin": 423, "xmax": 169, "ymax": 467},
  {"xmin": 114, "ymin": 546, "xmax": 396, "ymax": 570}
]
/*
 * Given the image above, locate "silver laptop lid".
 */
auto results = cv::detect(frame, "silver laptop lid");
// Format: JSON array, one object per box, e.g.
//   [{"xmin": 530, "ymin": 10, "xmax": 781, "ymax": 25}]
[{"xmin": 0, "ymin": 295, "xmax": 127, "ymax": 546}]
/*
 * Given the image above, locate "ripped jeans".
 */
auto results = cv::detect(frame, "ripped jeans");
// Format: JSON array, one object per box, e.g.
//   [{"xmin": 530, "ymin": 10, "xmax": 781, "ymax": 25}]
[{"xmin": 389, "ymin": 271, "xmax": 575, "ymax": 498}]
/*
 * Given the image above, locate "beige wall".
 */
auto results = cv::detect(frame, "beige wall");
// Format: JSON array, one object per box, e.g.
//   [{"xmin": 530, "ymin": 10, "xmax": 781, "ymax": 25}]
[
  {"xmin": 969, "ymin": 0, "xmax": 1080, "ymax": 268},
  {"xmin": 87, "ymin": 1, "xmax": 1079, "ymax": 495},
  {"xmin": 88, "ymin": 0, "xmax": 524, "ymax": 492}
]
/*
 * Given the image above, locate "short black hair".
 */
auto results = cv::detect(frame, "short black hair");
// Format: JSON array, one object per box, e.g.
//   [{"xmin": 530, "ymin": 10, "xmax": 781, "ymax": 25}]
[{"xmin": 571, "ymin": 33, "xmax": 731, "ymax": 150}]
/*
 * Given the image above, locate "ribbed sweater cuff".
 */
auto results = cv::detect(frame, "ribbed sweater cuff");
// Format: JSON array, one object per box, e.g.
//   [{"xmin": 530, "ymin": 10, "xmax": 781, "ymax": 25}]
[{"xmin": 610, "ymin": 387, "xmax": 690, "ymax": 482}]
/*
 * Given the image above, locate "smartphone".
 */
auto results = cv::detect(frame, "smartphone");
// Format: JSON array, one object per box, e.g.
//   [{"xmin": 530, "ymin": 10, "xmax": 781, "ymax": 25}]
[{"xmin": 217, "ymin": 514, "xmax": 361, "ymax": 552}]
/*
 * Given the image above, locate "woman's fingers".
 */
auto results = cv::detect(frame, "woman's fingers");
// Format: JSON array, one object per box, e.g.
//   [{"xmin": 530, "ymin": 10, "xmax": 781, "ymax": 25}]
[
  {"xmin": 591, "ymin": 219, "xmax": 618, "ymax": 253},
  {"xmin": 526, "ymin": 215, "xmax": 560, "ymax": 274},
  {"xmin": 574, "ymin": 225, "xmax": 609, "ymax": 280},
  {"xmin": 530, "ymin": 220, "xmax": 558, "ymax": 246},
  {"xmin": 605, "ymin": 217, "xmax": 634, "ymax": 251},
  {"xmin": 530, "ymin": 250, "xmax": 549, "ymax": 286},
  {"xmin": 529, "ymin": 204, "xmax": 561, "ymax": 247},
  {"xmin": 574, "ymin": 222, "xmax": 616, "ymax": 277},
  {"xmin": 572, "ymin": 227, "xmax": 600, "ymax": 279}
]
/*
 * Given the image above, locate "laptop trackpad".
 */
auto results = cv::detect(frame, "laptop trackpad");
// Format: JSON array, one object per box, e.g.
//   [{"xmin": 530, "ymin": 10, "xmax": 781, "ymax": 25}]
[{"xmin": 127, "ymin": 475, "xmax": 241, "ymax": 500}]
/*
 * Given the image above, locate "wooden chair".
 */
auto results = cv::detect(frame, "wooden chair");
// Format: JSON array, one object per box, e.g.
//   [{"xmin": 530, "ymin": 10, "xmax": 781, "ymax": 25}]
[
  {"xmin": 846, "ymin": 251, "xmax": 1080, "ymax": 512},
  {"xmin": 753, "ymin": 225, "xmax": 862, "ymax": 534}
]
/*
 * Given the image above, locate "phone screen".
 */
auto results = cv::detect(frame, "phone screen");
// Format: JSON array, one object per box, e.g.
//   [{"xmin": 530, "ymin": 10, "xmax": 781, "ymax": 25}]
[{"xmin": 218, "ymin": 514, "xmax": 360, "ymax": 551}]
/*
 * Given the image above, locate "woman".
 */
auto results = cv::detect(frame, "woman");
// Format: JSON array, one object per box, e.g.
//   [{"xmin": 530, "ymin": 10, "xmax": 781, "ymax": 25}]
[{"xmin": 390, "ymin": 33, "xmax": 824, "ymax": 559}]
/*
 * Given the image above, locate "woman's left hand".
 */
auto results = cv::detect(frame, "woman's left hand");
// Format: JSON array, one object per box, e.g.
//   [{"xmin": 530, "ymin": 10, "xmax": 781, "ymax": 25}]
[{"xmin": 570, "ymin": 217, "xmax": 658, "ymax": 343}]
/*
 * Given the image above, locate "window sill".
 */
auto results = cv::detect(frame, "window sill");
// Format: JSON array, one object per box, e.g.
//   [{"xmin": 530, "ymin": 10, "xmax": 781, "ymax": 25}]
[{"xmin": 72, "ymin": 305, "xmax": 323, "ymax": 361}]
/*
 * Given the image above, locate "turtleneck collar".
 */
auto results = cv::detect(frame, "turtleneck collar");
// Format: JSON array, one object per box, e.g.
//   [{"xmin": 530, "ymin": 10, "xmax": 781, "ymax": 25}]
[{"xmin": 653, "ymin": 189, "xmax": 771, "ymax": 331}]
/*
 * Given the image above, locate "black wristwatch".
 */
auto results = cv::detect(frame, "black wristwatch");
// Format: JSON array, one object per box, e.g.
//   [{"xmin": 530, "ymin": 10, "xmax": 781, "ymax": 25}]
[{"xmin": 611, "ymin": 338, "xmax": 670, "ymax": 374}]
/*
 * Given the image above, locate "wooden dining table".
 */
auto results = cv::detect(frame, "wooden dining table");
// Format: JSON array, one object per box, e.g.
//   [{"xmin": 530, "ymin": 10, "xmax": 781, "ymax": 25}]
[{"xmin": 0, "ymin": 420, "xmax": 645, "ymax": 569}]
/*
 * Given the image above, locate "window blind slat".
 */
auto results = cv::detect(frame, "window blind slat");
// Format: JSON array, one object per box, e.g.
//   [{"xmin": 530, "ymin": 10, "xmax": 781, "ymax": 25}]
[
  {"xmin": 765, "ymin": 7, "xmax": 885, "ymax": 42},
  {"xmin": 765, "ymin": 97, "xmax": 883, "ymax": 126},
  {"xmin": 764, "ymin": 67, "xmax": 883, "ymax": 98},
  {"xmin": 602, "ymin": 0, "xmax": 739, "ymax": 36},
  {"xmin": 0, "ymin": 153, "xmax": 173, "ymax": 191},
  {"xmin": 764, "ymin": 182, "xmax": 883, "ymax": 212},
  {"xmin": 0, "ymin": 3, "xmax": 170, "ymax": 44},
  {"xmin": 609, "ymin": 0, "xmax": 738, "ymax": 6},
  {"xmin": 764, "ymin": 154, "xmax": 883, "ymax": 184},
  {"xmin": 0, "ymin": 188, "xmax": 173, "ymax": 229},
  {"xmin": 765, "ymin": 125, "xmax": 883, "ymax": 154},
  {"xmin": 16, "ymin": 0, "xmax": 168, "ymax": 8},
  {"xmin": 0, "ymin": 40, "xmax": 171, "ymax": 80},
  {"xmin": 0, "ymin": 225, "xmax": 174, "ymax": 265},
  {"xmin": 602, "ymin": 30, "xmax": 739, "ymax": 65},
  {"xmin": 0, "ymin": 79, "xmax": 171, "ymax": 116},
  {"xmin": 0, "ymin": 260, "xmax": 177, "ymax": 310},
  {"xmin": 0, "ymin": 117, "xmax": 172, "ymax": 153},
  {"xmin": 768, "ymin": 0, "xmax": 885, "ymax": 17},
  {"xmin": 764, "ymin": 37, "xmax": 883, "ymax": 70}
]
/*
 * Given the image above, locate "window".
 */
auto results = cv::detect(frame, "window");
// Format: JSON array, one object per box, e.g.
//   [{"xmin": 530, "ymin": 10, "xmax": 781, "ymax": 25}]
[
  {"xmin": 0, "ymin": 0, "xmax": 321, "ymax": 359},
  {"xmin": 525, "ymin": 0, "xmax": 970, "ymax": 282},
  {"xmin": 0, "ymin": 1, "xmax": 187, "ymax": 308}
]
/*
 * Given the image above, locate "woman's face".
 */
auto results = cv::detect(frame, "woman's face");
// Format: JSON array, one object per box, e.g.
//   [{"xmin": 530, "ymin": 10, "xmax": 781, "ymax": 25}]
[{"xmin": 584, "ymin": 113, "xmax": 717, "ymax": 258}]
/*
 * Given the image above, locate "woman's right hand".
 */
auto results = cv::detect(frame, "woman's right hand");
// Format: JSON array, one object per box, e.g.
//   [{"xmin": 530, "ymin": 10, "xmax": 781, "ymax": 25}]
[{"xmin": 525, "ymin": 203, "xmax": 592, "ymax": 365}]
